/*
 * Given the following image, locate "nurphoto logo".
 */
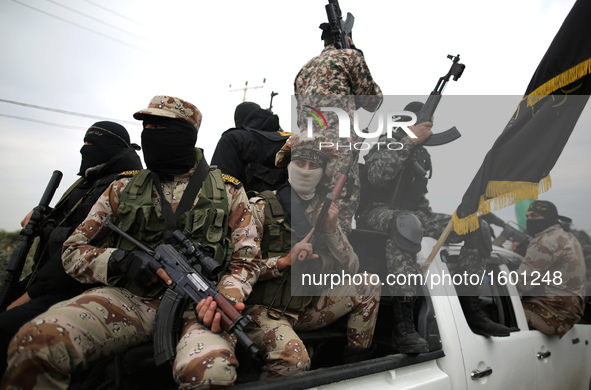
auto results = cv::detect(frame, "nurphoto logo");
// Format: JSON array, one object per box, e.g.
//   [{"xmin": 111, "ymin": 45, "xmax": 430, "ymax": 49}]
[{"xmin": 302, "ymin": 105, "xmax": 418, "ymax": 151}]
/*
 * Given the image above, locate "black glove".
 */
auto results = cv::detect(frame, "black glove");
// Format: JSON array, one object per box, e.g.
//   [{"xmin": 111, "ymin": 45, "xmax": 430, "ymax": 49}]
[{"xmin": 109, "ymin": 250, "xmax": 161, "ymax": 286}]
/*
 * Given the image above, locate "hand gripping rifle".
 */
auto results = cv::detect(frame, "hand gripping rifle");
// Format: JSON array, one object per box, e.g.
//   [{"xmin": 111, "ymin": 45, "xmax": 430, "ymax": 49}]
[
  {"xmin": 419, "ymin": 54, "xmax": 466, "ymax": 146},
  {"xmin": 101, "ymin": 215, "xmax": 260, "ymax": 366},
  {"xmin": 325, "ymin": 0, "xmax": 354, "ymax": 50},
  {"xmin": 266, "ymin": 153, "xmax": 356, "ymax": 318},
  {"xmin": 482, "ymin": 213, "xmax": 531, "ymax": 257},
  {"xmin": 0, "ymin": 170, "xmax": 62, "ymax": 312}
]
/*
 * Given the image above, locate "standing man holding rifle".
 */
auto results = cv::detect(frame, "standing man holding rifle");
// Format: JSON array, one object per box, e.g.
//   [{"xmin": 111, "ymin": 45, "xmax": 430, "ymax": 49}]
[
  {"xmin": 244, "ymin": 134, "xmax": 381, "ymax": 378},
  {"xmin": 1, "ymin": 96, "xmax": 261, "ymax": 390},
  {"xmin": 294, "ymin": 0, "xmax": 382, "ymax": 235}
]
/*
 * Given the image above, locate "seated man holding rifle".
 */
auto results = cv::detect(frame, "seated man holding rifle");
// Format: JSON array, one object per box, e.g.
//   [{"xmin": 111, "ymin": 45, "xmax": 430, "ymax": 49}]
[
  {"xmin": 244, "ymin": 134, "xmax": 381, "ymax": 379},
  {"xmin": 1, "ymin": 96, "xmax": 261, "ymax": 390}
]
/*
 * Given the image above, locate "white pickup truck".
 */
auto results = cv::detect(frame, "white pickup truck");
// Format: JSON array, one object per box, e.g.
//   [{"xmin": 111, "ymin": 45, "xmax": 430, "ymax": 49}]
[
  {"xmin": 233, "ymin": 229, "xmax": 591, "ymax": 390},
  {"xmin": 76, "ymin": 230, "xmax": 591, "ymax": 390}
]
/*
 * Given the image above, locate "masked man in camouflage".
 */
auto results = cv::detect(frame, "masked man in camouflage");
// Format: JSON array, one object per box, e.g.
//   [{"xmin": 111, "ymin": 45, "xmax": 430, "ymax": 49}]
[
  {"xmin": 0, "ymin": 121, "xmax": 142, "ymax": 380},
  {"xmin": 244, "ymin": 134, "xmax": 381, "ymax": 378},
  {"xmin": 516, "ymin": 200, "xmax": 586, "ymax": 338},
  {"xmin": 357, "ymin": 102, "xmax": 511, "ymax": 353},
  {"xmin": 294, "ymin": 21, "xmax": 382, "ymax": 235},
  {"xmin": 1, "ymin": 96, "xmax": 261, "ymax": 390}
]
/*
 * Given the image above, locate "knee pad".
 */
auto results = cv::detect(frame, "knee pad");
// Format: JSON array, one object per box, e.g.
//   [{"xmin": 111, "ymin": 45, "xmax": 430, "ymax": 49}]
[{"xmin": 391, "ymin": 211, "xmax": 422, "ymax": 255}]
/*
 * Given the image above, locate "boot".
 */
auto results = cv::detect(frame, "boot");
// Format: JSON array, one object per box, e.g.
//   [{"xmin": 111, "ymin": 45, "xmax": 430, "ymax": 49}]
[
  {"xmin": 343, "ymin": 345, "xmax": 376, "ymax": 364},
  {"xmin": 391, "ymin": 296, "xmax": 429, "ymax": 354},
  {"xmin": 458, "ymin": 296, "xmax": 510, "ymax": 337}
]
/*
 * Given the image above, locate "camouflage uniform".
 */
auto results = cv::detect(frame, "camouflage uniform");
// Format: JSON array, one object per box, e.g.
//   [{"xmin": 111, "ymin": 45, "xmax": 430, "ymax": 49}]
[
  {"xmin": 294, "ymin": 44, "xmax": 382, "ymax": 234},
  {"xmin": 518, "ymin": 224, "xmax": 586, "ymax": 338},
  {"xmin": 1, "ymin": 98, "xmax": 261, "ymax": 390},
  {"xmin": 244, "ymin": 135, "xmax": 380, "ymax": 379},
  {"xmin": 357, "ymin": 135, "xmax": 479, "ymax": 297}
]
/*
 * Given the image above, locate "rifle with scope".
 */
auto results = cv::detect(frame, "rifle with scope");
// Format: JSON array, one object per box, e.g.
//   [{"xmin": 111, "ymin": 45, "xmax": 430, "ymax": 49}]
[{"xmin": 101, "ymin": 215, "xmax": 260, "ymax": 366}]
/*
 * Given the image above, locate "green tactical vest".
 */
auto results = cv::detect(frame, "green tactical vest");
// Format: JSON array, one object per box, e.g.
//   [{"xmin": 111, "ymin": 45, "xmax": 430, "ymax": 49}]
[
  {"xmin": 114, "ymin": 159, "xmax": 231, "ymax": 298},
  {"xmin": 246, "ymin": 190, "xmax": 334, "ymax": 312}
]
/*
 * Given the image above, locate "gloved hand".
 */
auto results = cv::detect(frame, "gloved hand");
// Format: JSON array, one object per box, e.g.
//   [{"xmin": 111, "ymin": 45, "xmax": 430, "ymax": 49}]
[{"xmin": 109, "ymin": 250, "xmax": 162, "ymax": 286}]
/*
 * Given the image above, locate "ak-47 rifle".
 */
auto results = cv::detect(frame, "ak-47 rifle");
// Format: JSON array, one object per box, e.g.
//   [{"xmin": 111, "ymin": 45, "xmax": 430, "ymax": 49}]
[
  {"xmin": 325, "ymin": 0, "xmax": 354, "ymax": 50},
  {"xmin": 0, "ymin": 170, "xmax": 62, "ymax": 312},
  {"xmin": 419, "ymin": 54, "xmax": 466, "ymax": 146},
  {"xmin": 482, "ymin": 212, "xmax": 531, "ymax": 256},
  {"xmin": 101, "ymin": 215, "xmax": 259, "ymax": 366}
]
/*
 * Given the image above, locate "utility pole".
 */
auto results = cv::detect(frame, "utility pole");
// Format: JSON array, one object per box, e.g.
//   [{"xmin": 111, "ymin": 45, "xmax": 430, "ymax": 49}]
[{"xmin": 229, "ymin": 78, "xmax": 266, "ymax": 102}]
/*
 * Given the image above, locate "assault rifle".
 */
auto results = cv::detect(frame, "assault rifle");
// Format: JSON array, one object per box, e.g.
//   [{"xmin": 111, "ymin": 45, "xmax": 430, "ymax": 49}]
[
  {"xmin": 0, "ymin": 170, "xmax": 62, "ymax": 312},
  {"xmin": 101, "ymin": 215, "xmax": 259, "ymax": 366},
  {"xmin": 325, "ymin": 0, "xmax": 354, "ymax": 49},
  {"xmin": 420, "ymin": 54, "xmax": 466, "ymax": 146},
  {"xmin": 482, "ymin": 212, "xmax": 530, "ymax": 256}
]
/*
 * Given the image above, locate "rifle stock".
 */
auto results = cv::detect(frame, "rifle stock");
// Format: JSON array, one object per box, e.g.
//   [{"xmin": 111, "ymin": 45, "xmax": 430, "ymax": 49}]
[{"xmin": 0, "ymin": 170, "xmax": 62, "ymax": 312}]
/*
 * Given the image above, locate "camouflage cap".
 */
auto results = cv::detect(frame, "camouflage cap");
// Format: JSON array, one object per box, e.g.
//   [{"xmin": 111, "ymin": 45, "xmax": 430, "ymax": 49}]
[
  {"xmin": 133, "ymin": 95, "xmax": 202, "ymax": 131},
  {"xmin": 276, "ymin": 133, "xmax": 337, "ymax": 168}
]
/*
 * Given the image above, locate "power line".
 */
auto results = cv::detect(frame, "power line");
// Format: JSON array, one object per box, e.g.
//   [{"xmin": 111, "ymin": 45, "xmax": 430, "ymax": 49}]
[
  {"xmin": 0, "ymin": 113, "xmax": 88, "ymax": 130},
  {"xmin": 81, "ymin": 0, "xmax": 145, "ymax": 27},
  {"xmin": 0, "ymin": 99, "xmax": 138, "ymax": 125},
  {"xmin": 44, "ymin": 0, "xmax": 147, "ymax": 41},
  {"xmin": 11, "ymin": 0, "xmax": 147, "ymax": 53}
]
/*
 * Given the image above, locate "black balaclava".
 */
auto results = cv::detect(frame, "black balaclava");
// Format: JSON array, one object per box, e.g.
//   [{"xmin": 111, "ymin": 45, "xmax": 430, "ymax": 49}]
[
  {"xmin": 526, "ymin": 200, "xmax": 561, "ymax": 236},
  {"xmin": 78, "ymin": 121, "xmax": 130, "ymax": 176},
  {"xmin": 234, "ymin": 102, "xmax": 261, "ymax": 128},
  {"xmin": 141, "ymin": 116, "xmax": 197, "ymax": 175}
]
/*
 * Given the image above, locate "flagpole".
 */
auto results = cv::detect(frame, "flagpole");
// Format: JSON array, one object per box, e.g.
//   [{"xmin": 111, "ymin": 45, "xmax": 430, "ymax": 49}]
[{"xmin": 421, "ymin": 219, "xmax": 453, "ymax": 274}]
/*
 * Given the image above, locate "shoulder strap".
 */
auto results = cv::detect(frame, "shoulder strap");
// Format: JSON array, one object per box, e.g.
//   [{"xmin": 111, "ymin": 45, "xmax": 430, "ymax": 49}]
[{"xmin": 152, "ymin": 157, "xmax": 210, "ymax": 242}]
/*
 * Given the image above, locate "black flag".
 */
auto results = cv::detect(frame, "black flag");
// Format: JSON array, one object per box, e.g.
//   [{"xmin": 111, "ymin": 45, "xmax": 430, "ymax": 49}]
[{"xmin": 453, "ymin": 0, "xmax": 591, "ymax": 235}]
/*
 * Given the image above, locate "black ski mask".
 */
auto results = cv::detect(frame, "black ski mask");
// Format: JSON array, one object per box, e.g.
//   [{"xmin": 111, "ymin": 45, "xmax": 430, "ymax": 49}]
[
  {"xmin": 78, "ymin": 121, "xmax": 130, "ymax": 176},
  {"xmin": 525, "ymin": 200, "xmax": 561, "ymax": 236},
  {"xmin": 141, "ymin": 117, "xmax": 197, "ymax": 175},
  {"xmin": 526, "ymin": 218, "xmax": 558, "ymax": 236}
]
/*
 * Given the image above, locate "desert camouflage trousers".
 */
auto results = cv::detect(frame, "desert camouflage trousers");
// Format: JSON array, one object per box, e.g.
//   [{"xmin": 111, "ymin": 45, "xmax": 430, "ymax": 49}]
[
  {"xmin": 244, "ymin": 280, "xmax": 380, "ymax": 379},
  {"xmin": 1, "ymin": 287, "xmax": 238, "ymax": 390},
  {"xmin": 357, "ymin": 206, "xmax": 483, "ymax": 296}
]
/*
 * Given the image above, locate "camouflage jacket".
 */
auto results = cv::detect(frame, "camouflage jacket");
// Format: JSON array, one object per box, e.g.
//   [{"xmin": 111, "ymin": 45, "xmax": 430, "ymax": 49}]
[
  {"xmin": 294, "ymin": 44, "xmax": 382, "ymax": 141},
  {"xmin": 361, "ymin": 134, "xmax": 431, "ymax": 212},
  {"xmin": 518, "ymin": 224, "xmax": 586, "ymax": 300},
  {"xmin": 250, "ymin": 190, "xmax": 359, "ymax": 282},
  {"xmin": 61, "ymin": 166, "xmax": 261, "ymax": 304}
]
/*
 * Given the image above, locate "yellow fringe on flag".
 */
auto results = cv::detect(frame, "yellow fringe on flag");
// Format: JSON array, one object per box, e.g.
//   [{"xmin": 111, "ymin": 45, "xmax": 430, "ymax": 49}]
[
  {"xmin": 452, "ymin": 175, "xmax": 552, "ymax": 235},
  {"xmin": 527, "ymin": 58, "xmax": 591, "ymax": 107}
]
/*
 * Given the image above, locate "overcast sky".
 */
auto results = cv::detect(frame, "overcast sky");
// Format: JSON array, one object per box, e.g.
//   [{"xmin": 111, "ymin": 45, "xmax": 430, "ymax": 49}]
[{"xmin": 1, "ymin": 0, "xmax": 589, "ymax": 235}]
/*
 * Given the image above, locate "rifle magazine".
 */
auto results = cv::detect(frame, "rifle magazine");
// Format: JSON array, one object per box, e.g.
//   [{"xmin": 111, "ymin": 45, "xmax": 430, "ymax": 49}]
[{"xmin": 154, "ymin": 289, "xmax": 188, "ymax": 366}]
